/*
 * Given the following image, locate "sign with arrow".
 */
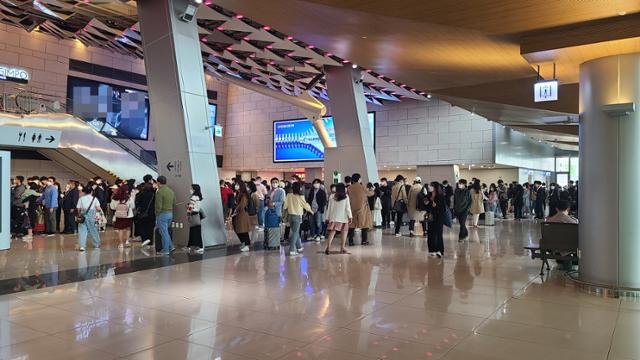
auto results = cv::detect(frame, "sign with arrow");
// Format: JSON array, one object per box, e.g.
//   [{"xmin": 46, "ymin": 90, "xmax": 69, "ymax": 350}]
[
  {"xmin": 0, "ymin": 126, "xmax": 61, "ymax": 149},
  {"xmin": 166, "ymin": 160, "xmax": 183, "ymax": 178}
]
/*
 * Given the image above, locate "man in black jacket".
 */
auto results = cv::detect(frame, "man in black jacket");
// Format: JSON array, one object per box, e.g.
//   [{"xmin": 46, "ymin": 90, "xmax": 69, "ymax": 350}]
[
  {"xmin": 379, "ymin": 178, "xmax": 392, "ymax": 229},
  {"xmin": 443, "ymin": 180, "xmax": 454, "ymax": 209},
  {"xmin": 307, "ymin": 179, "xmax": 327, "ymax": 242},
  {"xmin": 453, "ymin": 179, "xmax": 472, "ymax": 241},
  {"xmin": 534, "ymin": 181, "xmax": 546, "ymax": 219},
  {"xmin": 62, "ymin": 180, "xmax": 80, "ymax": 234}
]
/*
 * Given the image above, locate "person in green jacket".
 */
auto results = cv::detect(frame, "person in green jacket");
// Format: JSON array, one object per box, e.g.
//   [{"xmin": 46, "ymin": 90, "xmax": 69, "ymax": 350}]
[
  {"xmin": 155, "ymin": 176, "xmax": 176, "ymax": 254},
  {"xmin": 453, "ymin": 179, "xmax": 472, "ymax": 242}
]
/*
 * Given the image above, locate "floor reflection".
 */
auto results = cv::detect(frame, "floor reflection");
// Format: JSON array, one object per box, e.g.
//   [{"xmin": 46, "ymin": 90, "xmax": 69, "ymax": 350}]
[{"xmin": 0, "ymin": 219, "xmax": 632, "ymax": 359}]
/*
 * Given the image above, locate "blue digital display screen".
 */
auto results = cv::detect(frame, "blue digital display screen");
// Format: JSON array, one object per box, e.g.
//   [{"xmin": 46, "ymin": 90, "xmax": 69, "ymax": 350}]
[{"xmin": 273, "ymin": 113, "xmax": 375, "ymax": 163}]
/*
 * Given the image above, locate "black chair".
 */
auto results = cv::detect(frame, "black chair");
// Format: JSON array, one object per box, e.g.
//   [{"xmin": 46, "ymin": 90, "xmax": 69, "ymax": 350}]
[{"xmin": 525, "ymin": 222, "xmax": 579, "ymax": 275}]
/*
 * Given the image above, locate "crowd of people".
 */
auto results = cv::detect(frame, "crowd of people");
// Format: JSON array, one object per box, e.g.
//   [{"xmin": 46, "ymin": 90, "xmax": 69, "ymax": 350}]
[
  {"xmin": 9, "ymin": 171, "xmax": 579, "ymax": 259},
  {"xmin": 9, "ymin": 174, "xmax": 189, "ymax": 255}
]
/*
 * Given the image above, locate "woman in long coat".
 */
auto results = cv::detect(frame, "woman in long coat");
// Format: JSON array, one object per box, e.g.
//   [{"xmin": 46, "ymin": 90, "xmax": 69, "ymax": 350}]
[
  {"xmin": 347, "ymin": 174, "xmax": 373, "ymax": 246},
  {"xmin": 407, "ymin": 177, "xmax": 426, "ymax": 237},
  {"xmin": 470, "ymin": 182, "xmax": 485, "ymax": 228},
  {"xmin": 233, "ymin": 181, "xmax": 252, "ymax": 252}
]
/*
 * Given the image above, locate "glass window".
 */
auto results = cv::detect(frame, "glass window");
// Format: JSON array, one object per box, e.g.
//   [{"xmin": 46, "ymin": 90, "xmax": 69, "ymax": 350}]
[
  {"xmin": 557, "ymin": 173, "xmax": 569, "ymax": 188},
  {"xmin": 556, "ymin": 157, "xmax": 570, "ymax": 172},
  {"xmin": 570, "ymin": 157, "xmax": 579, "ymax": 181}
]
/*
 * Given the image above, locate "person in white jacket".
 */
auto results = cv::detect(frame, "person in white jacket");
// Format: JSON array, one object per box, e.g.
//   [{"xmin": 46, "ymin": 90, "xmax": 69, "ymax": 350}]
[{"xmin": 324, "ymin": 183, "xmax": 353, "ymax": 254}]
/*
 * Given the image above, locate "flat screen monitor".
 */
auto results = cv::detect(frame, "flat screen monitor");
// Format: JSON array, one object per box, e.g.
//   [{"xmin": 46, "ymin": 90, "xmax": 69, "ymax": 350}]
[
  {"xmin": 273, "ymin": 112, "xmax": 375, "ymax": 163},
  {"xmin": 66, "ymin": 76, "xmax": 150, "ymax": 140}
]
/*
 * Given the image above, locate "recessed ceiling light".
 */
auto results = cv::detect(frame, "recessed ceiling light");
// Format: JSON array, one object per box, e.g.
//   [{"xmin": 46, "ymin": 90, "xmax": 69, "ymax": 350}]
[
  {"xmin": 361, "ymin": 36, "xmax": 367, "ymax": 39},
  {"xmin": 352, "ymin": 64, "xmax": 358, "ymax": 69},
  {"xmin": 619, "ymin": 11, "xmax": 627, "ymax": 15},
  {"xmin": 426, "ymin": 94, "xmax": 432, "ymax": 99}
]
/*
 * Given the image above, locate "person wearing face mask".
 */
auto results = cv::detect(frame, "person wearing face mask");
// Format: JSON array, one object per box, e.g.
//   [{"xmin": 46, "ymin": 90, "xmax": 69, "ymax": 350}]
[
  {"xmin": 220, "ymin": 180, "xmax": 234, "ymax": 219},
  {"xmin": 378, "ymin": 178, "xmax": 392, "ymax": 229},
  {"xmin": 469, "ymin": 181, "xmax": 485, "ymax": 227},
  {"xmin": 453, "ymin": 179, "xmax": 472, "ymax": 241},
  {"xmin": 306, "ymin": 179, "xmax": 327, "ymax": 242},
  {"xmin": 186, "ymin": 184, "xmax": 205, "ymax": 254},
  {"xmin": 346, "ymin": 173, "xmax": 373, "ymax": 246},
  {"xmin": 547, "ymin": 182, "xmax": 561, "ymax": 218},
  {"xmin": 408, "ymin": 177, "xmax": 427, "ymax": 237},
  {"xmin": 391, "ymin": 175, "xmax": 408, "ymax": 237},
  {"xmin": 533, "ymin": 181, "xmax": 546, "ymax": 219},
  {"xmin": 426, "ymin": 182, "xmax": 446, "ymax": 257},
  {"xmin": 268, "ymin": 178, "xmax": 285, "ymax": 219}
]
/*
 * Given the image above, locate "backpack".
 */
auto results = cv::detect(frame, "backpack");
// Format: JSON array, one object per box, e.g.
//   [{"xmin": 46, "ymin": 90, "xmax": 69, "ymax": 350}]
[
  {"xmin": 115, "ymin": 201, "xmax": 129, "ymax": 218},
  {"xmin": 416, "ymin": 191, "xmax": 428, "ymax": 211},
  {"xmin": 246, "ymin": 196, "xmax": 257, "ymax": 216},
  {"xmin": 444, "ymin": 207, "xmax": 453, "ymax": 228}
]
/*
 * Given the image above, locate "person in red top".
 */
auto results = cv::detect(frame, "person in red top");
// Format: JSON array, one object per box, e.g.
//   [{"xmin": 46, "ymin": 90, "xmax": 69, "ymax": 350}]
[{"xmin": 220, "ymin": 180, "xmax": 234, "ymax": 218}]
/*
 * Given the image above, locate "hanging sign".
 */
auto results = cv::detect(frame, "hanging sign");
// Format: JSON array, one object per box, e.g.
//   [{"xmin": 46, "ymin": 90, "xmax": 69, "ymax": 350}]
[{"xmin": 534, "ymin": 80, "xmax": 558, "ymax": 102}]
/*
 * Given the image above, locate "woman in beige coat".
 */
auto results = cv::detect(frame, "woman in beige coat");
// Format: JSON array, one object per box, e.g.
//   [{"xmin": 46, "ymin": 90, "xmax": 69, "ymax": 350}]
[
  {"xmin": 232, "ymin": 181, "xmax": 252, "ymax": 252},
  {"xmin": 347, "ymin": 174, "xmax": 373, "ymax": 246},
  {"xmin": 407, "ymin": 177, "xmax": 426, "ymax": 237},
  {"xmin": 469, "ymin": 181, "xmax": 485, "ymax": 227}
]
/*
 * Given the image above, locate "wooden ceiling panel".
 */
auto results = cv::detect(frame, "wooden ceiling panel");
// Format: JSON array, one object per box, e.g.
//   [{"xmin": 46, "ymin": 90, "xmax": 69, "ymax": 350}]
[{"xmin": 298, "ymin": 0, "xmax": 640, "ymax": 34}]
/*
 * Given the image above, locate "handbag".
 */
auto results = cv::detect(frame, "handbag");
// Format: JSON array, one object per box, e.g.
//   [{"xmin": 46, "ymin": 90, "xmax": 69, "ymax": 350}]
[
  {"xmin": 76, "ymin": 197, "xmax": 95, "ymax": 224},
  {"xmin": 392, "ymin": 186, "xmax": 407, "ymax": 213},
  {"xmin": 188, "ymin": 212, "xmax": 201, "ymax": 227}
]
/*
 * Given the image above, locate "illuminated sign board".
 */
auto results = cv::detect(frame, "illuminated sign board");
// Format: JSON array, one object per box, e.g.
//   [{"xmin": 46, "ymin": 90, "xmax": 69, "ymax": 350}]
[
  {"xmin": 0, "ymin": 65, "xmax": 29, "ymax": 83},
  {"xmin": 534, "ymin": 80, "xmax": 558, "ymax": 102},
  {"xmin": 214, "ymin": 125, "xmax": 223, "ymax": 137}
]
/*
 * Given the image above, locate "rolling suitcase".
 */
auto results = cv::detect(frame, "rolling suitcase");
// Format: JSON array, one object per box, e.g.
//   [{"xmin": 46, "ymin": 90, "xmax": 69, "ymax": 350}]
[
  {"xmin": 484, "ymin": 211, "xmax": 495, "ymax": 226},
  {"xmin": 266, "ymin": 227, "xmax": 281, "ymax": 250}
]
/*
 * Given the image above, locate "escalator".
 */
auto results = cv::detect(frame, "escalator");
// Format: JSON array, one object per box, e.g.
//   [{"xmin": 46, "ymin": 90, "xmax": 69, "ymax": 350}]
[{"xmin": 0, "ymin": 112, "xmax": 157, "ymax": 182}]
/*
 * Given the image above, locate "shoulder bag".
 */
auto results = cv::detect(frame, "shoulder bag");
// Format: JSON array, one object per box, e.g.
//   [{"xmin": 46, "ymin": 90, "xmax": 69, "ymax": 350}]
[
  {"xmin": 392, "ymin": 186, "xmax": 407, "ymax": 213},
  {"xmin": 76, "ymin": 197, "xmax": 95, "ymax": 224}
]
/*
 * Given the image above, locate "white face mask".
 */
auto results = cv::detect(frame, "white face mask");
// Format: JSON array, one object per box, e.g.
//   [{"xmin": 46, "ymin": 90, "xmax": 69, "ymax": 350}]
[
  {"xmin": 234, "ymin": 184, "xmax": 240, "ymax": 191},
  {"xmin": 313, "ymin": 183, "xmax": 320, "ymax": 189},
  {"xmin": 381, "ymin": 181, "xmax": 387, "ymax": 186},
  {"xmin": 190, "ymin": 189, "xmax": 194, "ymax": 194},
  {"xmin": 550, "ymin": 186, "xmax": 555, "ymax": 190},
  {"xmin": 272, "ymin": 182, "xmax": 278, "ymax": 188},
  {"xmin": 458, "ymin": 184, "xmax": 465, "ymax": 189},
  {"xmin": 428, "ymin": 186, "xmax": 434, "ymax": 192}
]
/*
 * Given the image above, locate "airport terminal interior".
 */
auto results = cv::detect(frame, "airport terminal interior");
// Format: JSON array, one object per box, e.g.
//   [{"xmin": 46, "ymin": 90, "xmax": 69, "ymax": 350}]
[{"xmin": 0, "ymin": 0, "xmax": 638, "ymax": 359}]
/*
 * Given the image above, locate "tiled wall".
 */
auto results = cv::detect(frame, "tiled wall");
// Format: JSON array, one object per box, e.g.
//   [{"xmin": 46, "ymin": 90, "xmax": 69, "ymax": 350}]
[
  {"xmin": 223, "ymin": 84, "xmax": 494, "ymax": 171},
  {"xmin": 0, "ymin": 25, "xmax": 229, "ymax": 155}
]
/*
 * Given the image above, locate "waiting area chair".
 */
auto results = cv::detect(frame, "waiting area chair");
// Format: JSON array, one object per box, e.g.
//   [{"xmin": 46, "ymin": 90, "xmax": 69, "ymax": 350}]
[{"xmin": 525, "ymin": 222, "xmax": 579, "ymax": 276}]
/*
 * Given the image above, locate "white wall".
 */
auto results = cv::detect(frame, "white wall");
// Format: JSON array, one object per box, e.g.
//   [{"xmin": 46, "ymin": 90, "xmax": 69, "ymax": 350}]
[
  {"xmin": 459, "ymin": 168, "xmax": 519, "ymax": 184},
  {"xmin": 223, "ymin": 84, "xmax": 495, "ymax": 171}
]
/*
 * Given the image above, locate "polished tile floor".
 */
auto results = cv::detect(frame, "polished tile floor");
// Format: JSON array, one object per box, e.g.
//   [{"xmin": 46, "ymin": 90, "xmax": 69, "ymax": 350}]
[{"xmin": 0, "ymin": 220, "xmax": 636, "ymax": 359}]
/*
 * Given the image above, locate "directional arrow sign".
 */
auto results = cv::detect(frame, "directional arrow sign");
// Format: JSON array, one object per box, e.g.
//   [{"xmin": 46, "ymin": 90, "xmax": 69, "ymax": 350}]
[
  {"xmin": 0, "ymin": 126, "xmax": 61, "ymax": 149},
  {"xmin": 166, "ymin": 162, "xmax": 174, "ymax": 171}
]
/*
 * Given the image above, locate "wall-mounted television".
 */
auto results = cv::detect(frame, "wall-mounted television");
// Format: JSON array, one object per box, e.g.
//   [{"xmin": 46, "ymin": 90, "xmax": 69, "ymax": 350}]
[
  {"xmin": 66, "ymin": 76, "xmax": 150, "ymax": 140},
  {"xmin": 273, "ymin": 112, "xmax": 375, "ymax": 163}
]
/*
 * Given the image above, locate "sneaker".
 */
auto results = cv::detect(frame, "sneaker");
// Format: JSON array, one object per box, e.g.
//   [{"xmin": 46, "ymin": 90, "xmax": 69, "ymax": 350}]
[
  {"xmin": 395, "ymin": 233, "xmax": 402, "ymax": 237},
  {"xmin": 436, "ymin": 252, "xmax": 443, "ymax": 258},
  {"xmin": 158, "ymin": 251, "xmax": 170, "ymax": 256},
  {"xmin": 125, "ymin": 241, "xmax": 131, "ymax": 247},
  {"xmin": 141, "ymin": 239, "xmax": 151, "ymax": 247},
  {"xmin": 79, "ymin": 247, "xmax": 85, "ymax": 252},
  {"xmin": 182, "ymin": 247, "xmax": 191, "ymax": 252},
  {"xmin": 240, "ymin": 245, "xmax": 250, "ymax": 252},
  {"xmin": 314, "ymin": 236, "xmax": 321, "ymax": 243},
  {"xmin": 195, "ymin": 248, "xmax": 204, "ymax": 254},
  {"xmin": 170, "ymin": 247, "xmax": 176, "ymax": 253},
  {"xmin": 289, "ymin": 251, "xmax": 298, "ymax": 256},
  {"xmin": 45, "ymin": 233, "xmax": 55, "ymax": 237},
  {"xmin": 320, "ymin": 235, "xmax": 325, "ymax": 240},
  {"xmin": 297, "ymin": 247, "xmax": 304, "ymax": 252},
  {"xmin": 141, "ymin": 248, "xmax": 151, "ymax": 256},
  {"xmin": 429, "ymin": 252, "xmax": 436, "ymax": 257}
]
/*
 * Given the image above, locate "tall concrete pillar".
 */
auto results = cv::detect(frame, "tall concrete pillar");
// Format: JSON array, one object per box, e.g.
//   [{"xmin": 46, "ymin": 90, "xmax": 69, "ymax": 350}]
[
  {"xmin": 137, "ymin": 0, "xmax": 226, "ymax": 247},
  {"xmin": 579, "ymin": 53, "xmax": 640, "ymax": 288},
  {"xmin": 324, "ymin": 66, "xmax": 379, "ymax": 184}
]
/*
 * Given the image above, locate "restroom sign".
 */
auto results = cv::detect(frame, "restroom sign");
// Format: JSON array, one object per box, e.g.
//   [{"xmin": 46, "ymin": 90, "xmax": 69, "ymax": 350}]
[
  {"xmin": 534, "ymin": 80, "xmax": 558, "ymax": 102},
  {"xmin": 0, "ymin": 65, "xmax": 29, "ymax": 84}
]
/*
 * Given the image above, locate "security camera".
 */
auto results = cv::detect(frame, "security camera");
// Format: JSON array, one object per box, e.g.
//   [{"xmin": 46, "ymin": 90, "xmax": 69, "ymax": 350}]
[{"xmin": 180, "ymin": 0, "xmax": 202, "ymax": 22}]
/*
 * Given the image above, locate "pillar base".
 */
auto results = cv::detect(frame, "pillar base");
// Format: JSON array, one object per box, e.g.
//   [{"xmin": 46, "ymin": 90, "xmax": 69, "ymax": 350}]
[{"xmin": 565, "ymin": 271, "xmax": 640, "ymax": 298}]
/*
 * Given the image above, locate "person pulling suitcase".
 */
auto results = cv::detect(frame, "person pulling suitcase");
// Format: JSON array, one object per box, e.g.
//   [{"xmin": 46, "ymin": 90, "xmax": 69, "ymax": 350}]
[{"xmin": 264, "ymin": 200, "xmax": 281, "ymax": 250}]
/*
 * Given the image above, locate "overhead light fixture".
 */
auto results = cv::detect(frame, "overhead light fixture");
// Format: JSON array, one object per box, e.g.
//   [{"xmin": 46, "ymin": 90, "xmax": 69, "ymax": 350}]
[
  {"xmin": 352, "ymin": 64, "xmax": 358, "ymax": 69},
  {"xmin": 426, "ymin": 94, "xmax": 432, "ymax": 99}
]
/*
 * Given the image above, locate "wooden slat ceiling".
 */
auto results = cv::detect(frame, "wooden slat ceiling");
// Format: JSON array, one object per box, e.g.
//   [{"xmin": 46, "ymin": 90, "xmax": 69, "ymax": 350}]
[{"xmin": 298, "ymin": 0, "xmax": 639, "ymax": 34}]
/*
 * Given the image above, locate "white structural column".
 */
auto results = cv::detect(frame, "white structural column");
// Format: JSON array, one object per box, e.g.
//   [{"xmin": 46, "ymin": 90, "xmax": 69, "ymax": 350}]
[
  {"xmin": 324, "ymin": 66, "xmax": 379, "ymax": 184},
  {"xmin": 137, "ymin": 0, "xmax": 226, "ymax": 246},
  {"xmin": 579, "ymin": 53, "xmax": 640, "ymax": 288}
]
